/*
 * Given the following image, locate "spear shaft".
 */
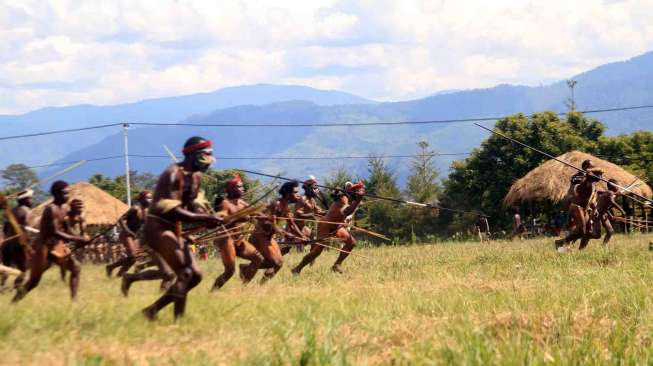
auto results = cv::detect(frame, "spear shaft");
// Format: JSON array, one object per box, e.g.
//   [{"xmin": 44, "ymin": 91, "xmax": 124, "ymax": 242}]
[{"xmin": 235, "ymin": 168, "xmax": 482, "ymax": 215}]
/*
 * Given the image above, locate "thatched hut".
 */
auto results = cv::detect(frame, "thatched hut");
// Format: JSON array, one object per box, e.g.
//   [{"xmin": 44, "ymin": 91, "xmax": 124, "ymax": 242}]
[
  {"xmin": 504, "ymin": 151, "xmax": 652, "ymax": 207},
  {"xmin": 29, "ymin": 182, "xmax": 129, "ymax": 227}
]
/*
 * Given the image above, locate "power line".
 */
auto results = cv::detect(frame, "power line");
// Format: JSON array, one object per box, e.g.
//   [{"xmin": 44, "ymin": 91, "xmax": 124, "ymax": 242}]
[
  {"xmin": 0, "ymin": 152, "xmax": 473, "ymax": 172},
  {"xmin": 0, "ymin": 103, "xmax": 651, "ymax": 141},
  {"xmin": 0, "ymin": 123, "xmax": 121, "ymax": 141}
]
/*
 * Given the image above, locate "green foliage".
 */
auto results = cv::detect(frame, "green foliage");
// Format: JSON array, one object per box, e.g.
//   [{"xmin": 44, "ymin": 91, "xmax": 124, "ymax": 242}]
[
  {"xmin": 88, "ymin": 171, "xmax": 157, "ymax": 203},
  {"xmin": 442, "ymin": 112, "xmax": 605, "ymax": 231},
  {"xmin": 595, "ymin": 130, "xmax": 653, "ymax": 184},
  {"xmin": 360, "ymin": 157, "xmax": 403, "ymax": 240},
  {"xmin": 324, "ymin": 167, "xmax": 354, "ymax": 190},
  {"xmin": 1, "ymin": 163, "xmax": 39, "ymax": 189}
]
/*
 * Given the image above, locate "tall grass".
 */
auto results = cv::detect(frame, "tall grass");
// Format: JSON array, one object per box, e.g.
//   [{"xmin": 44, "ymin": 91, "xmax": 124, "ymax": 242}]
[{"xmin": 1, "ymin": 234, "xmax": 652, "ymax": 365}]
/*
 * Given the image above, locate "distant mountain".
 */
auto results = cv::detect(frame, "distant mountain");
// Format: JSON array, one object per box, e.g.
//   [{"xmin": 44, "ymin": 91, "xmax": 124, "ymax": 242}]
[
  {"xmin": 0, "ymin": 84, "xmax": 374, "ymax": 169},
  {"xmin": 24, "ymin": 51, "xmax": 653, "ymax": 186}
]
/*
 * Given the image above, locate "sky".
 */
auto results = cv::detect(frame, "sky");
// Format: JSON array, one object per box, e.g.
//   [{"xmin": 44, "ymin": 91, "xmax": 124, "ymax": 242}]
[{"xmin": 1, "ymin": 0, "xmax": 652, "ymax": 115}]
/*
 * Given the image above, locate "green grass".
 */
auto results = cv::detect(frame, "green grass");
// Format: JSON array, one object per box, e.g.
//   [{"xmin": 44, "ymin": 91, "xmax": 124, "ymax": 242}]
[{"xmin": 2, "ymin": 234, "xmax": 653, "ymax": 365}]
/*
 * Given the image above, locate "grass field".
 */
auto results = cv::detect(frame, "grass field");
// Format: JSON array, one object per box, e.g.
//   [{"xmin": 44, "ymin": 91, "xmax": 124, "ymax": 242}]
[{"xmin": 2, "ymin": 234, "xmax": 653, "ymax": 365}]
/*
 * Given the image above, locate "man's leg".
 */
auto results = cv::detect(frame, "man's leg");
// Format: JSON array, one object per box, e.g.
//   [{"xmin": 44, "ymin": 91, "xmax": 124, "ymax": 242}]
[
  {"xmin": 332, "ymin": 228, "xmax": 355, "ymax": 273},
  {"xmin": 257, "ymin": 239, "xmax": 283, "ymax": 283},
  {"xmin": 292, "ymin": 243, "xmax": 325, "ymax": 275},
  {"xmin": 121, "ymin": 249, "xmax": 175, "ymax": 296},
  {"xmin": 602, "ymin": 217, "xmax": 615, "ymax": 245},
  {"xmin": 236, "ymin": 240, "xmax": 263, "ymax": 284},
  {"xmin": 211, "ymin": 239, "xmax": 236, "ymax": 291},
  {"xmin": 58, "ymin": 255, "xmax": 82, "ymax": 300},
  {"xmin": 556, "ymin": 206, "xmax": 587, "ymax": 249},
  {"xmin": 142, "ymin": 233, "xmax": 199, "ymax": 320},
  {"xmin": 12, "ymin": 245, "xmax": 49, "ymax": 303}
]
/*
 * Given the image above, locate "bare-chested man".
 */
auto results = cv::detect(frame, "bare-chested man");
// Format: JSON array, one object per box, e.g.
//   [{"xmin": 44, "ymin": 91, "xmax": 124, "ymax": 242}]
[
  {"xmin": 555, "ymin": 168, "xmax": 603, "ymax": 251},
  {"xmin": 106, "ymin": 191, "xmax": 152, "ymax": 277},
  {"xmin": 12, "ymin": 181, "xmax": 91, "ymax": 302},
  {"xmin": 210, "ymin": 173, "xmax": 264, "ymax": 291},
  {"xmin": 292, "ymin": 181, "xmax": 365, "ymax": 275},
  {"xmin": 59, "ymin": 199, "xmax": 86, "ymax": 282},
  {"xmin": 138, "ymin": 136, "xmax": 222, "ymax": 320},
  {"xmin": 1, "ymin": 189, "xmax": 33, "ymax": 288},
  {"xmin": 586, "ymin": 178, "xmax": 626, "ymax": 246},
  {"xmin": 280, "ymin": 176, "xmax": 325, "ymax": 255},
  {"xmin": 250, "ymin": 181, "xmax": 304, "ymax": 283}
]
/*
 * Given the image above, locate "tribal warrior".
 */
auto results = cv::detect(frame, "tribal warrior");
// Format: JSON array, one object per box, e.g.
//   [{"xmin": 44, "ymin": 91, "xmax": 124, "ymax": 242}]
[
  {"xmin": 13, "ymin": 181, "xmax": 91, "ymax": 302},
  {"xmin": 588, "ymin": 178, "xmax": 626, "ymax": 246},
  {"xmin": 1, "ymin": 189, "xmax": 34, "ymax": 288},
  {"xmin": 139, "ymin": 136, "xmax": 222, "ymax": 320},
  {"xmin": 250, "ymin": 181, "xmax": 304, "ymax": 283},
  {"xmin": 555, "ymin": 168, "xmax": 603, "ymax": 251},
  {"xmin": 211, "ymin": 173, "xmax": 263, "ymax": 291},
  {"xmin": 284, "ymin": 176, "xmax": 326, "ymax": 253},
  {"xmin": 292, "ymin": 181, "xmax": 365, "ymax": 275},
  {"xmin": 106, "ymin": 191, "xmax": 152, "ymax": 277}
]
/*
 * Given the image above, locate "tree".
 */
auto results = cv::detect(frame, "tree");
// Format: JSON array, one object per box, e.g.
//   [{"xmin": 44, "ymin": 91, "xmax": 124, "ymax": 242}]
[
  {"xmin": 361, "ymin": 157, "xmax": 402, "ymax": 240},
  {"xmin": 441, "ymin": 112, "xmax": 605, "ymax": 231},
  {"xmin": 89, "ymin": 171, "xmax": 160, "ymax": 202},
  {"xmin": 595, "ymin": 130, "xmax": 653, "ymax": 184},
  {"xmin": 406, "ymin": 141, "xmax": 440, "ymax": 204},
  {"xmin": 403, "ymin": 141, "xmax": 441, "ymax": 241},
  {"xmin": 1, "ymin": 164, "xmax": 38, "ymax": 189},
  {"xmin": 324, "ymin": 166, "xmax": 354, "ymax": 190}
]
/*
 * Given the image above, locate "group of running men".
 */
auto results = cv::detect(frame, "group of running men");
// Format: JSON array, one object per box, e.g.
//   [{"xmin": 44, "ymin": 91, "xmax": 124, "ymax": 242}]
[{"xmin": 0, "ymin": 136, "xmax": 366, "ymax": 320}]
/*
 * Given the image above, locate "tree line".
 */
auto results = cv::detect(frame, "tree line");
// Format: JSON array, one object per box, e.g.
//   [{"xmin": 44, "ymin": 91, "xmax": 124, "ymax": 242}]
[{"xmin": 2, "ymin": 111, "xmax": 651, "ymax": 242}]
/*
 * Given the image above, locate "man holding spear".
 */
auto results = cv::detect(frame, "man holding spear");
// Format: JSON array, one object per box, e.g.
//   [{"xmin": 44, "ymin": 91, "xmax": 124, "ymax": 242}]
[
  {"xmin": 139, "ymin": 136, "xmax": 222, "ymax": 320},
  {"xmin": 282, "ymin": 176, "xmax": 326, "ymax": 254},
  {"xmin": 292, "ymin": 181, "xmax": 365, "ymax": 275},
  {"xmin": 210, "ymin": 173, "xmax": 263, "ymax": 291},
  {"xmin": 587, "ymin": 178, "xmax": 626, "ymax": 246},
  {"xmin": 12, "ymin": 181, "xmax": 91, "ymax": 302},
  {"xmin": 250, "ymin": 180, "xmax": 304, "ymax": 283},
  {"xmin": 105, "ymin": 191, "xmax": 152, "ymax": 277}
]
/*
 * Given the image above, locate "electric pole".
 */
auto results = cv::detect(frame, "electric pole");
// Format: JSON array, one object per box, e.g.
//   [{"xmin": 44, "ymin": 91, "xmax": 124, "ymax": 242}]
[
  {"xmin": 123, "ymin": 123, "xmax": 132, "ymax": 206},
  {"xmin": 566, "ymin": 80, "xmax": 577, "ymax": 112}
]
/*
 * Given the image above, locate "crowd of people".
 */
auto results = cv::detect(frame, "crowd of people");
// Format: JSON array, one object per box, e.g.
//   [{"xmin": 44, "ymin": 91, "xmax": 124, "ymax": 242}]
[{"xmin": 0, "ymin": 136, "xmax": 368, "ymax": 320}]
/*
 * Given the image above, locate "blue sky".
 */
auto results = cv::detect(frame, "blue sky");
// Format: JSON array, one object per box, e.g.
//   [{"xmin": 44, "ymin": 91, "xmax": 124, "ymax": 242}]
[{"xmin": 1, "ymin": 0, "xmax": 652, "ymax": 114}]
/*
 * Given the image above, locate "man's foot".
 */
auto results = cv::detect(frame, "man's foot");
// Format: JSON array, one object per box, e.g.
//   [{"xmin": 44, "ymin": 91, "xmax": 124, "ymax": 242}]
[
  {"xmin": 11, "ymin": 286, "xmax": 26, "ymax": 303},
  {"xmin": 121, "ymin": 276, "xmax": 132, "ymax": 297},
  {"xmin": 238, "ymin": 263, "xmax": 251, "ymax": 283},
  {"xmin": 291, "ymin": 267, "xmax": 301, "ymax": 276},
  {"xmin": 142, "ymin": 307, "xmax": 157, "ymax": 321},
  {"xmin": 331, "ymin": 264, "xmax": 344, "ymax": 274},
  {"xmin": 554, "ymin": 239, "xmax": 564, "ymax": 249},
  {"xmin": 105, "ymin": 265, "xmax": 112, "ymax": 278},
  {"xmin": 211, "ymin": 277, "xmax": 223, "ymax": 292}
]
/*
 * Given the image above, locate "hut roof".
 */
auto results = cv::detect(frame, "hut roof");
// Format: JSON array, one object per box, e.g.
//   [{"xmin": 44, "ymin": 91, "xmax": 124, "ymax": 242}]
[
  {"xmin": 29, "ymin": 182, "xmax": 129, "ymax": 226},
  {"xmin": 503, "ymin": 151, "xmax": 652, "ymax": 207}
]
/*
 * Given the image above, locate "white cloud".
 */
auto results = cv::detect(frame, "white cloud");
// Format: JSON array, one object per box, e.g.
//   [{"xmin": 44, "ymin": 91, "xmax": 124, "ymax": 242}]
[{"xmin": 0, "ymin": 0, "xmax": 652, "ymax": 113}]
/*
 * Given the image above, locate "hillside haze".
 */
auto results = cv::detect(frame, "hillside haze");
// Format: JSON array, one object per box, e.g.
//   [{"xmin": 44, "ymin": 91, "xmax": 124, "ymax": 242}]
[
  {"xmin": 0, "ymin": 84, "xmax": 373, "ymax": 169},
  {"xmin": 12, "ymin": 51, "xmax": 653, "ymax": 185}
]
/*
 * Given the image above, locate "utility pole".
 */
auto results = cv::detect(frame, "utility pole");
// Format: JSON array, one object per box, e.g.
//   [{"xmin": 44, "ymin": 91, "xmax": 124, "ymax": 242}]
[
  {"xmin": 123, "ymin": 123, "xmax": 132, "ymax": 206},
  {"xmin": 566, "ymin": 79, "xmax": 577, "ymax": 112}
]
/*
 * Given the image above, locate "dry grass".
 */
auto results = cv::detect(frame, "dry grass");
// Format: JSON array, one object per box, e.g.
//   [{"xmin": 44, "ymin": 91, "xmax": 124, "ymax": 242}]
[{"xmin": 2, "ymin": 234, "xmax": 653, "ymax": 365}]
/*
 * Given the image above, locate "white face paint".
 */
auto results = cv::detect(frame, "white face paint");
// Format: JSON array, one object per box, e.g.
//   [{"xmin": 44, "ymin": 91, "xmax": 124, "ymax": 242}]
[{"xmin": 196, "ymin": 148, "xmax": 214, "ymax": 171}]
